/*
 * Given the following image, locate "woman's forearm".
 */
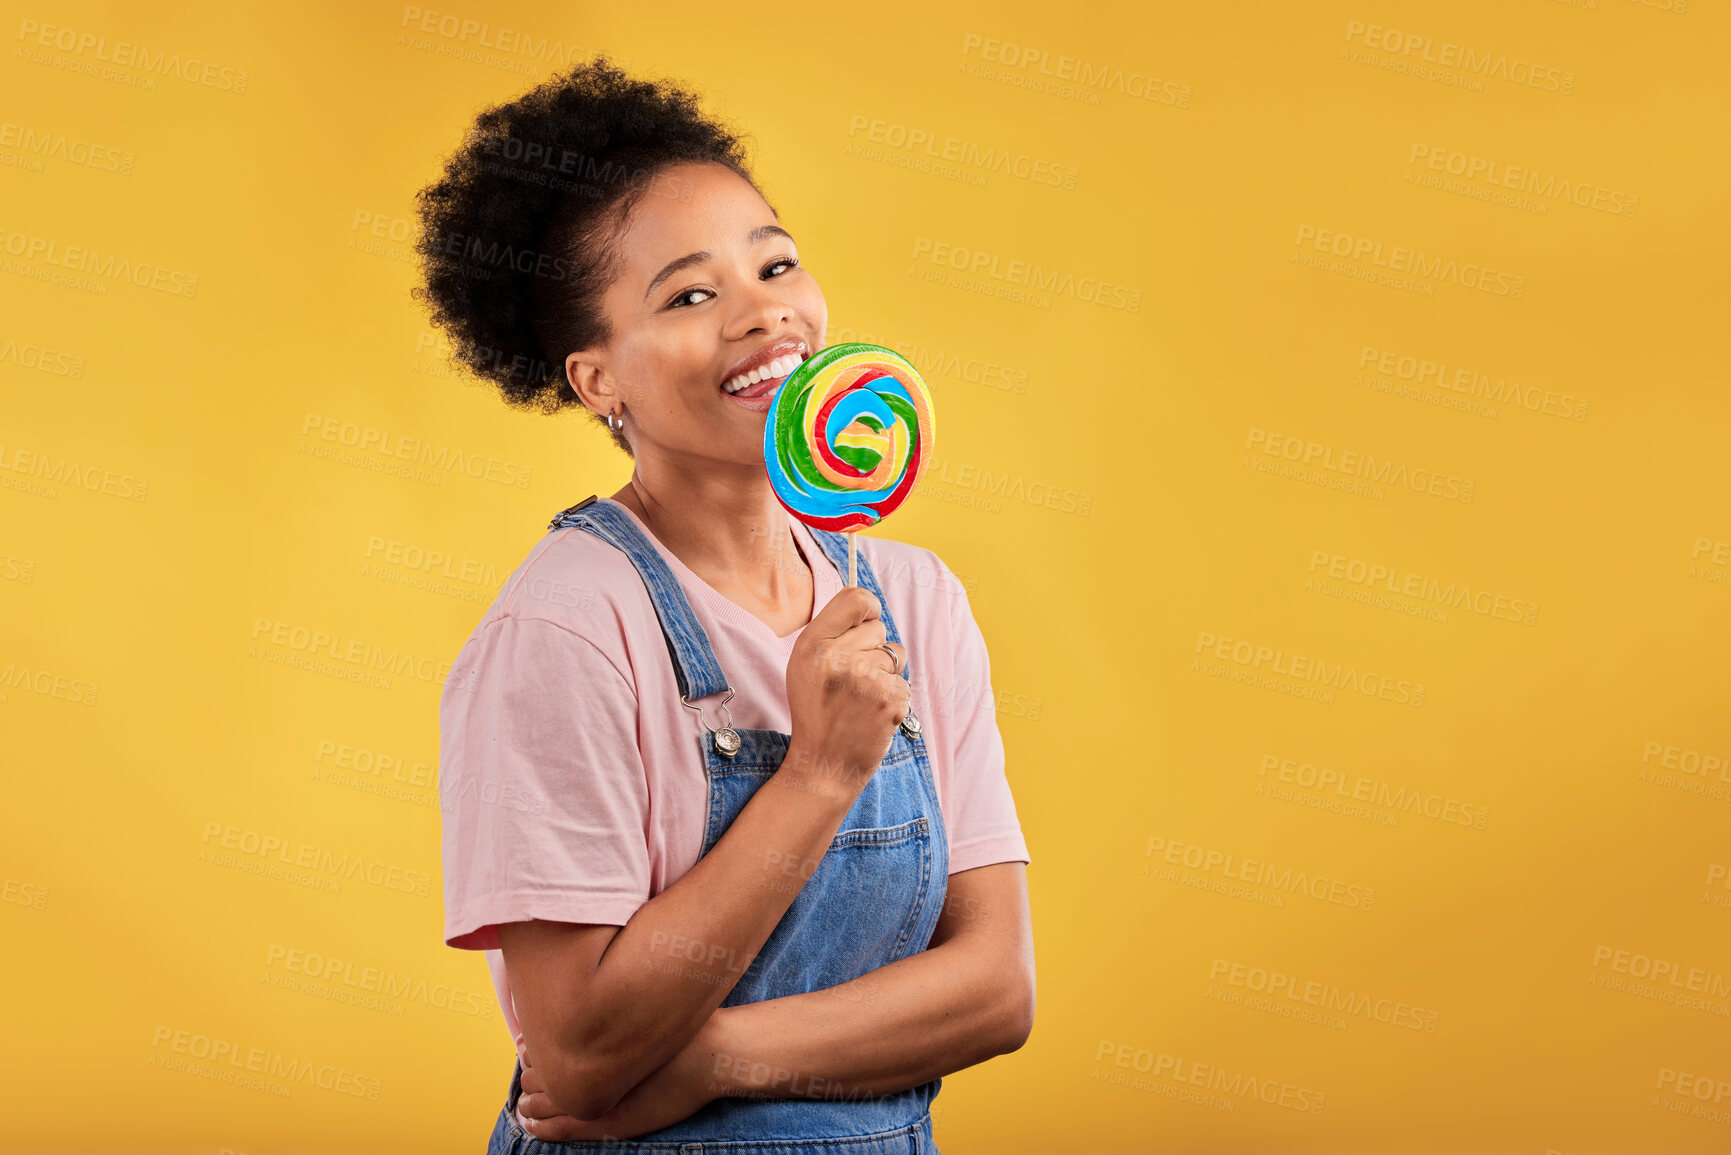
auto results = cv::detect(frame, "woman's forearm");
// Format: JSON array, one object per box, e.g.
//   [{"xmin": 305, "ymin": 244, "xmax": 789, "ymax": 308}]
[
  {"xmin": 699, "ymin": 934, "xmax": 1031, "ymax": 1103},
  {"xmin": 534, "ymin": 747, "xmax": 864, "ymax": 1118}
]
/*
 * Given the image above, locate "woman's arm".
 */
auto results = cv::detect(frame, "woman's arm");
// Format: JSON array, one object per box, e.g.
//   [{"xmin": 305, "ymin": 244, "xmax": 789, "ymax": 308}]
[
  {"xmin": 703, "ymin": 861, "xmax": 1035, "ymax": 1100},
  {"xmin": 500, "ymin": 748, "xmax": 860, "ymax": 1122},
  {"xmin": 499, "ymin": 586, "xmax": 913, "ymax": 1123},
  {"xmin": 520, "ymin": 859, "xmax": 1034, "ymax": 1141}
]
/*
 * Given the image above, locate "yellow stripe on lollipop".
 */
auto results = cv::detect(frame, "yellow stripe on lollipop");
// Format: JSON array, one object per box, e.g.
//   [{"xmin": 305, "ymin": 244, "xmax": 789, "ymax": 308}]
[
  {"xmin": 831, "ymin": 420, "xmax": 909, "ymax": 487},
  {"xmin": 802, "ymin": 354, "xmax": 913, "ymax": 488}
]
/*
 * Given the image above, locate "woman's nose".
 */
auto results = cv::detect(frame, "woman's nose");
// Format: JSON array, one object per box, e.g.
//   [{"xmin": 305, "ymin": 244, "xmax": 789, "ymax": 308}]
[{"xmin": 724, "ymin": 276, "xmax": 794, "ymax": 337}]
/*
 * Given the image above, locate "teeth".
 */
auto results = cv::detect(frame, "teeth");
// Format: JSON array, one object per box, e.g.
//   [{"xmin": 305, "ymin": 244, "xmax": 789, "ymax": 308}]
[{"xmin": 722, "ymin": 349, "xmax": 807, "ymax": 394}]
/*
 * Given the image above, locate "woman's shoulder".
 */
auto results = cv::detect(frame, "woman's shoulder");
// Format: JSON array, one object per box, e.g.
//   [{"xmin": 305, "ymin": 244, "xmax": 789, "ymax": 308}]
[
  {"xmin": 470, "ymin": 525, "xmax": 656, "ymax": 645},
  {"xmin": 440, "ymin": 528, "xmax": 651, "ymax": 715},
  {"xmin": 857, "ymin": 534, "xmax": 982, "ymax": 652},
  {"xmin": 860, "ymin": 534, "xmax": 976, "ymax": 604}
]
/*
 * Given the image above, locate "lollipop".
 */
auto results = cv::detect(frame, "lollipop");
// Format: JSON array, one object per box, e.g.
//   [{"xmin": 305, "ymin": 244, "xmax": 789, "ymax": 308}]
[{"xmin": 763, "ymin": 342, "xmax": 936, "ymax": 586}]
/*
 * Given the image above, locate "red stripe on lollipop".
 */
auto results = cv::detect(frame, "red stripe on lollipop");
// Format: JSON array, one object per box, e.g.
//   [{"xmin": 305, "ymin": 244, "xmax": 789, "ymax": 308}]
[
  {"xmin": 813, "ymin": 367, "xmax": 893, "ymax": 477},
  {"xmin": 763, "ymin": 342, "xmax": 936, "ymax": 587},
  {"xmin": 876, "ymin": 428, "xmax": 920, "ymax": 517}
]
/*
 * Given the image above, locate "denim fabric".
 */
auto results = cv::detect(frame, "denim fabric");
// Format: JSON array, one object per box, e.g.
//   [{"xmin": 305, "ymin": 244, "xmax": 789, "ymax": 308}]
[{"xmin": 486, "ymin": 496, "xmax": 949, "ymax": 1153}]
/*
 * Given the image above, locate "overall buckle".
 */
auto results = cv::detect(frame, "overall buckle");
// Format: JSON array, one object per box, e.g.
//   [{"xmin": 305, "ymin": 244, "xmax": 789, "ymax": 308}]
[
  {"xmin": 682, "ymin": 687, "xmax": 741, "ymax": 757},
  {"xmin": 547, "ymin": 494, "xmax": 599, "ymax": 530}
]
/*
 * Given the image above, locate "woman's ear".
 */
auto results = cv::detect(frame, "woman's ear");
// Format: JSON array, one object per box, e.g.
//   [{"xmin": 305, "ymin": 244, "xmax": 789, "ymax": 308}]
[{"xmin": 564, "ymin": 352, "xmax": 614, "ymax": 416}]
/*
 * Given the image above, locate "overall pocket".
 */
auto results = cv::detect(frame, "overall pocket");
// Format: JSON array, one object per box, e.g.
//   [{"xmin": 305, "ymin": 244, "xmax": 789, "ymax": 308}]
[{"xmin": 701, "ymin": 729, "xmax": 936, "ymax": 1002}]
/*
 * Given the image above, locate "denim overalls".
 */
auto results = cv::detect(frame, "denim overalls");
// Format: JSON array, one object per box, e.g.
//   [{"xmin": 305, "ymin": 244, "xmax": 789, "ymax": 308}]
[{"xmin": 486, "ymin": 495, "xmax": 950, "ymax": 1155}]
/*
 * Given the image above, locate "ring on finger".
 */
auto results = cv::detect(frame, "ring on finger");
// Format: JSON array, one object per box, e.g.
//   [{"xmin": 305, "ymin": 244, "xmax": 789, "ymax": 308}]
[{"xmin": 877, "ymin": 642, "xmax": 901, "ymax": 675}]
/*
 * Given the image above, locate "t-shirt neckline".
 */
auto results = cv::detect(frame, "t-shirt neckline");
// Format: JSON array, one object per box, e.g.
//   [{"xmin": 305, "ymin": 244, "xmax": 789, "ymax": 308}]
[{"xmin": 598, "ymin": 497, "xmax": 843, "ymax": 647}]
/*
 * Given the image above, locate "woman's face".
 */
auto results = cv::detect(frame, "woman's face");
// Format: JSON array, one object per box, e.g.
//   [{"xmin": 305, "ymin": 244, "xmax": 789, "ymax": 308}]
[{"xmin": 568, "ymin": 160, "xmax": 828, "ymax": 470}]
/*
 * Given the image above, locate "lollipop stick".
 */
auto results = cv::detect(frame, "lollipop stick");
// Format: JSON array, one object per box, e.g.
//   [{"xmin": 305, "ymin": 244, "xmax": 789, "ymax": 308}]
[{"xmin": 848, "ymin": 533, "xmax": 857, "ymax": 587}]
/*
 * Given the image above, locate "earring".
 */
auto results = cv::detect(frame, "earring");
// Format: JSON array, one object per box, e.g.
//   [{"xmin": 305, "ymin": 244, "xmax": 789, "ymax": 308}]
[{"xmin": 606, "ymin": 406, "xmax": 624, "ymax": 435}]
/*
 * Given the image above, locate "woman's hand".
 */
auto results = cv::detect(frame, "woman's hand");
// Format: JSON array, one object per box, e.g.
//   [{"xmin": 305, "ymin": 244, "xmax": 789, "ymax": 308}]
[
  {"xmin": 784, "ymin": 586, "xmax": 909, "ymax": 793},
  {"xmin": 516, "ymin": 1012, "xmax": 728, "ymax": 1141}
]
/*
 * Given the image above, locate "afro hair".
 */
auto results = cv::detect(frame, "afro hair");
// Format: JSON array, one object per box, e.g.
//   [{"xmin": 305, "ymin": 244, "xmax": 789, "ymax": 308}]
[{"xmin": 411, "ymin": 56, "xmax": 762, "ymax": 453}]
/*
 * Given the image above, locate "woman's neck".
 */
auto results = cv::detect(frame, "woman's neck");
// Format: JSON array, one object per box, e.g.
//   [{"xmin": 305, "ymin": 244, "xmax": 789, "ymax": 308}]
[{"xmin": 610, "ymin": 470, "xmax": 812, "ymax": 621}]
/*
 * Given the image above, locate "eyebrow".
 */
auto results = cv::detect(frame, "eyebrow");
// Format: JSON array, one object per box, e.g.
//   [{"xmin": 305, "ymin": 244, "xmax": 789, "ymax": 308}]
[{"xmin": 643, "ymin": 225, "xmax": 797, "ymax": 301}]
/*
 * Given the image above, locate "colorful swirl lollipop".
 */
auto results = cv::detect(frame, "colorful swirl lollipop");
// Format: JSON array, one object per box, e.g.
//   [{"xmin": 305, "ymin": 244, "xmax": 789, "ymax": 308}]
[{"xmin": 764, "ymin": 341, "xmax": 935, "ymax": 528}]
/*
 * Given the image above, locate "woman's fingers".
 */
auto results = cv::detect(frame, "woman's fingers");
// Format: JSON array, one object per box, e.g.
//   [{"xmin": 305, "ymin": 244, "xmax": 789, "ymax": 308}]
[
  {"xmin": 519, "ymin": 1090, "xmax": 620, "ymax": 1143},
  {"xmin": 833, "ymin": 618, "xmax": 888, "ymax": 662},
  {"xmin": 882, "ymin": 640, "xmax": 905, "ymax": 674},
  {"xmin": 831, "ymin": 619, "xmax": 899, "ymax": 672},
  {"xmin": 519, "ymin": 1089, "xmax": 557, "ymax": 1121}
]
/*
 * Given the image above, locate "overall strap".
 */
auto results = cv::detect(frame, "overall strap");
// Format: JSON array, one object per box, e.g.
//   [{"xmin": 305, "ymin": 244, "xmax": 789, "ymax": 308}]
[
  {"xmin": 807, "ymin": 529, "xmax": 911, "ymax": 685},
  {"xmin": 545, "ymin": 496, "xmax": 731, "ymax": 703}
]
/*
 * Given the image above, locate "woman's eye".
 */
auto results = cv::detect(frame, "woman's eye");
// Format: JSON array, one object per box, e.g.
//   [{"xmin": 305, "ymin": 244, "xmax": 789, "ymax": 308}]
[
  {"xmin": 667, "ymin": 258, "xmax": 796, "ymax": 308},
  {"xmin": 669, "ymin": 287, "xmax": 714, "ymax": 308}
]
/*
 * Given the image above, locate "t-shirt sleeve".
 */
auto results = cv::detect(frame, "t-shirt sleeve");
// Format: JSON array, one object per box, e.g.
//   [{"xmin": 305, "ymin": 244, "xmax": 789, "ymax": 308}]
[
  {"xmin": 439, "ymin": 614, "xmax": 651, "ymax": 950},
  {"xmin": 931, "ymin": 560, "xmax": 1032, "ymax": 874}
]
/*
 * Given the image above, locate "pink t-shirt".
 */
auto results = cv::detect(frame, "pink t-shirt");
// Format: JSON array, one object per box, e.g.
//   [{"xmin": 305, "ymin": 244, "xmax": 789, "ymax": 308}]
[{"xmin": 438, "ymin": 497, "xmax": 1030, "ymax": 1054}]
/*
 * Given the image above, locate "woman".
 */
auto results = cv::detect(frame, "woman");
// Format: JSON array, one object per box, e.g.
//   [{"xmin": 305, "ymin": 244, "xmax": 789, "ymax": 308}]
[{"xmin": 418, "ymin": 57, "xmax": 1035, "ymax": 1154}]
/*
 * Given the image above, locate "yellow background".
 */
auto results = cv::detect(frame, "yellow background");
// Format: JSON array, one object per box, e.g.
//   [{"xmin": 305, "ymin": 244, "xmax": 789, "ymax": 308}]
[{"xmin": 3, "ymin": 0, "xmax": 1727, "ymax": 1151}]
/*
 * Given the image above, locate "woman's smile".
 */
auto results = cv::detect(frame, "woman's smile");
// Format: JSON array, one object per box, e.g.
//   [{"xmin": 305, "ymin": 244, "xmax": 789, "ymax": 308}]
[
  {"xmin": 568, "ymin": 159, "xmax": 830, "ymax": 458},
  {"xmin": 720, "ymin": 337, "xmax": 811, "ymax": 411}
]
